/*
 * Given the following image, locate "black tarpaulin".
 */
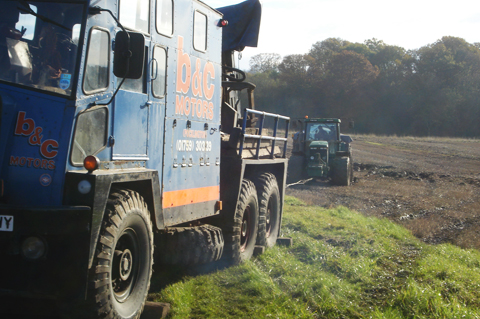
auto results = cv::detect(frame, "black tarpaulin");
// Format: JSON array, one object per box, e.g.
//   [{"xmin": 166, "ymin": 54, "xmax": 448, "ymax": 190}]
[{"xmin": 216, "ymin": 0, "xmax": 262, "ymax": 52}]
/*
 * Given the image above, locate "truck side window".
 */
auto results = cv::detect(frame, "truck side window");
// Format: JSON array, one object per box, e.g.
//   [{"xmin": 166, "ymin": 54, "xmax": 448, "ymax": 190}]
[
  {"xmin": 120, "ymin": 0, "xmax": 150, "ymax": 34},
  {"xmin": 156, "ymin": 0, "xmax": 173, "ymax": 36},
  {"xmin": 83, "ymin": 28, "xmax": 109, "ymax": 93},
  {"xmin": 193, "ymin": 11, "xmax": 207, "ymax": 51},
  {"xmin": 71, "ymin": 107, "xmax": 108, "ymax": 165},
  {"xmin": 152, "ymin": 46, "xmax": 166, "ymax": 97}
]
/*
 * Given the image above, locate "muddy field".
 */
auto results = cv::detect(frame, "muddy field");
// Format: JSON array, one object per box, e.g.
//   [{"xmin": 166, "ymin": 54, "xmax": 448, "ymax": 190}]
[{"xmin": 286, "ymin": 135, "xmax": 480, "ymax": 250}]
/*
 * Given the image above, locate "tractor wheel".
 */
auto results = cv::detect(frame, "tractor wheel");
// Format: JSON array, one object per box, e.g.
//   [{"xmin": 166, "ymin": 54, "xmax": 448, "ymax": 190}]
[
  {"xmin": 254, "ymin": 173, "xmax": 281, "ymax": 248},
  {"xmin": 221, "ymin": 179, "xmax": 259, "ymax": 264},
  {"xmin": 287, "ymin": 155, "xmax": 306, "ymax": 184},
  {"xmin": 332, "ymin": 157, "xmax": 352, "ymax": 186},
  {"xmin": 155, "ymin": 225, "xmax": 224, "ymax": 266},
  {"xmin": 349, "ymin": 155, "xmax": 354, "ymax": 183},
  {"xmin": 90, "ymin": 189, "xmax": 153, "ymax": 319}
]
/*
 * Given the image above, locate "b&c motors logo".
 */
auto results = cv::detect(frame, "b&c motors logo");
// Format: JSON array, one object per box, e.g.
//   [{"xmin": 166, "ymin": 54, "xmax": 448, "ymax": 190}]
[{"xmin": 9, "ymin": 111, "xmax": 59, "ymax": 171}]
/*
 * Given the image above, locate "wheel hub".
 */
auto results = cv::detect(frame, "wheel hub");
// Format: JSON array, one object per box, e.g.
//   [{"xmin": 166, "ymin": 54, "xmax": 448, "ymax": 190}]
[
  {"xmin": 266, "ymin": 205, "xmax": 272, "ymax": 237},
  {"xmin": 119, "ymin": 249, "xmax": 133, "ymax": 281},
  {"xmin": 240, "ymin": 206, "xmax": 251, "ymax": 251},
  {"xmin": 241, "ymin": 220, "xmax": 248, "ymax": 238},
  {"xmin": 112, "ymin": 228, "xmax": 139, "ymax": 303}
]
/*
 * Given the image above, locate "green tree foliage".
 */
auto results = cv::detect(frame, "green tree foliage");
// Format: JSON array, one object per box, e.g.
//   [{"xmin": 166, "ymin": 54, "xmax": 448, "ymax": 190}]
[
  {"xmin": 308, "ymin": 38, "xmax": 349, "ymax": 82},
  {"xmin": 323, "ymin": 50, "xmax": 379, "ymax": 95},
  {"xmin": 249, "ymin": 53, "xmax": 282, "ymax": 73},
  {"xmin": 277, "ymin": 54, "xmax": 313, "ymax": 87},
  {"xmin": 310, "ymin": 38, "xmax": 349, "ymax": 64},
  {"xmin": 247, "ymin": 36, "xmax": 480, "ymax": 137},
  {"xmin": 406, "ymin": 37, "xmax": 480, "ymax": 136}
]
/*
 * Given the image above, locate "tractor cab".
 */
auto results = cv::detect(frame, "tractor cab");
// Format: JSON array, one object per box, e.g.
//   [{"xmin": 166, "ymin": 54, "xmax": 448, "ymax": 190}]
[{"xmin": 289, "ymin": 118, "xmax": 353, "ymax": 185}]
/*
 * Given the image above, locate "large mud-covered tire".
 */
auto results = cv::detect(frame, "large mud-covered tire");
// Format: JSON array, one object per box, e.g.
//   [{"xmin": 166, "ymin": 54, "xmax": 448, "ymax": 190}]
[
  {"xmin": 332, "ymin": 157, "xmax": 352, "ymax": 186},
  {"xmin": 90, "ymin": 190, "xmax": 153, "ymax": 319},
  {"xmin": 349, "ymin": 155, "xmax": 354, "ymax": 183},
  {"xmin": 221, "ymin": 179, "xmax": 259, "ymax": 265},
  {"xmin": 287, "ymin": 155, "xmax": 306, "ymax": 183},
  {"xmin": 253, "ymin": 173, "xmax": 281, "ymax": 248},
  {"xmin": 155, "ymin": 225, "xmax": 224, "ymax": 266}
]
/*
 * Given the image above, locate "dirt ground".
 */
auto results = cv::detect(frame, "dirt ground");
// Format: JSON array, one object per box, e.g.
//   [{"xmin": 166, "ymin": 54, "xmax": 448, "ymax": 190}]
[{"xmin": 286, "ymin": 135, "xmax": 480, "ymax": 250}]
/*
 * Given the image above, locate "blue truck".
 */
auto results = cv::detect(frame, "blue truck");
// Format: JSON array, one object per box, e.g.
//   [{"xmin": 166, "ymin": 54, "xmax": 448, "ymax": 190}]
[{"xmin": 0, "ymin": 0, "xmax": 289, "ymax": 317}]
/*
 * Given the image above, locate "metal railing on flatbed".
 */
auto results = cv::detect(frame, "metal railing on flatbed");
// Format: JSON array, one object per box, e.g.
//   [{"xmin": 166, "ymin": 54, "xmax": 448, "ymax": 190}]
[{"xmin": 239, "ymin": 109, "xmax": 290, "ymax": 159}]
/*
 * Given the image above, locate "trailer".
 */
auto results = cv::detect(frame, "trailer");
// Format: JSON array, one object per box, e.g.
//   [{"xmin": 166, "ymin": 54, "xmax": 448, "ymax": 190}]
[{"xmin": 0, "ymin": 0, "xmax": 289, "ymax": 317}]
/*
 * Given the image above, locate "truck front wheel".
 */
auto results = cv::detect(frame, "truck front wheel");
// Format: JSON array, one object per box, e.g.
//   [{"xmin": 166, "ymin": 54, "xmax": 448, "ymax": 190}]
[
  {"xmin": 90, "ymin": 189, "xmax": 153, "ymax": 319},
  {"xmin": 254, "ymin": 173, "xmax": 281, "ymax": 248},
  {"xmin": 222, "ymin": 179, "xmax": 259, "ymax": 264}
]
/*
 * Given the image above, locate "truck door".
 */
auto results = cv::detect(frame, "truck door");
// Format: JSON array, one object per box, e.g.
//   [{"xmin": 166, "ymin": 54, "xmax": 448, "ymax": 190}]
[
  {"xmin": 112, "ymin": 60, "xmax": 150, "ymax": 159},
  {"xmin": 146, "ymin": 44, "xmax": 167, "ymax": 170},
  {"xmin": 112, "ymin": 0, "xmax": 151, "ymax": 160}
]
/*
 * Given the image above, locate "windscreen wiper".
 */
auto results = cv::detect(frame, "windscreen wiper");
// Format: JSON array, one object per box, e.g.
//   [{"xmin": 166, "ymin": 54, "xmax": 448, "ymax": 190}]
[{"xmin": 17, "ymin": 0, "xmax": 71, "ymax": 31}]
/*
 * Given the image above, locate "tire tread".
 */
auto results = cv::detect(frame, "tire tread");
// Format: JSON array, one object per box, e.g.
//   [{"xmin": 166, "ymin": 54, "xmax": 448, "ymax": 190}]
[
  {"xmin": 253, "ymin": 173, "xmax": 281, "ymax": 248},
  {"xmin": 88, "ymin": 189, "xmax": 153, "ymax": 319}
]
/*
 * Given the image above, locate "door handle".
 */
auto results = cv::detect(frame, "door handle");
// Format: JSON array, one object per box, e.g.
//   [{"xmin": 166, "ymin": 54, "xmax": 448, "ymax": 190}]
[{"xmin": 151, "ymin": 58, "xmax": 158, "ymax": 80}]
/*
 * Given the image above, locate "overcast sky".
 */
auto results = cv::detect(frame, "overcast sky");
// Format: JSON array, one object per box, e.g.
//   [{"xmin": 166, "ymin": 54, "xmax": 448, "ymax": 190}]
[{"xmin": 207, "ymin": 0, "xmax": 480, "ymax": 69}]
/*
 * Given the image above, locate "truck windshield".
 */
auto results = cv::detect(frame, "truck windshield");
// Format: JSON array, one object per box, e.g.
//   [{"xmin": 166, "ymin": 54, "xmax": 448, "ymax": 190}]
[
  {"xmin": 306, "ymin": 123, "xmax": 337, "ymax": 141},
  {"xmin": 0, "ymin": 0, "xmax": 84, "ymax": 96}
]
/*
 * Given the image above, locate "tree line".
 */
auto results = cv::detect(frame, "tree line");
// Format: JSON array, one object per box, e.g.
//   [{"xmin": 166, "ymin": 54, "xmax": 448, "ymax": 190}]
[{"xmin": 246, "ymin": 37, "xmax": 480, "ymax": 137}]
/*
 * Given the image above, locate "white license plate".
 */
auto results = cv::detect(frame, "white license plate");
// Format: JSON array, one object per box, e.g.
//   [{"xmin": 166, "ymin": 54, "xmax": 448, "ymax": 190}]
[{"xmin": 0, "ymin": 215, "xmax": 14, "ymax": 232}]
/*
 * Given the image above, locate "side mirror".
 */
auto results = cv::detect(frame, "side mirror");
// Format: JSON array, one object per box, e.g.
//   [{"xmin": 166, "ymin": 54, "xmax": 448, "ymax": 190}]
[{"xmin": 114, "ymin": 31, "xmax": 145, "ymax": 79}]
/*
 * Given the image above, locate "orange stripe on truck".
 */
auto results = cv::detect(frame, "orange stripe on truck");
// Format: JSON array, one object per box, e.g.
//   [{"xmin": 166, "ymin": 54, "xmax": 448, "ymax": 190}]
[{"xmin": 162, "ymin": 185, "xmax": 220, "ymax": 208}]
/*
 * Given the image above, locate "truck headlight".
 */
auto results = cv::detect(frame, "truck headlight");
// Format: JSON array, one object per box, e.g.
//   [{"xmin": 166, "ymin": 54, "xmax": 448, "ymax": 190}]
[
  {"xmin": 22, "ymin": 237, "xmax": 46, "ymax": 260},
  {"xmin": 310, "ymin": 156, "xmax": 314, "ymax": 160},
  {"xmin": 78, "ymin": 180, "xmax": 92, "ymax": 194}
]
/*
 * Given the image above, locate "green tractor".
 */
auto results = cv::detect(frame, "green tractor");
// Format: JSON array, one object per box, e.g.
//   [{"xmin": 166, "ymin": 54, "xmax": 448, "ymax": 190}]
[{"xmin": 288, "ymin": 118, "xmax": 354, "ymax": 186}]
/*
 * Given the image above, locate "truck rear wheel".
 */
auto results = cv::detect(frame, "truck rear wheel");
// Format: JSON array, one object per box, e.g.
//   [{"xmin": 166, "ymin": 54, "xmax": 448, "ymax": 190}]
[
  {"xmin": 332, "ymin": 157, "xmax": 352, "ymax": 186},
  {"xmin": 90, "ymin": 189, "xmax": 153, "ymax": 319},
  {"xmin": 254, "ymin": 173, "xmax": 281, "ymax": 248},
  {"xmin": 155, "ymin": 225, "xmax": 224, "ymax": 266},
  {"xmin": 222, "ymin": 179, "xmax": 259, "ymax": 264}
]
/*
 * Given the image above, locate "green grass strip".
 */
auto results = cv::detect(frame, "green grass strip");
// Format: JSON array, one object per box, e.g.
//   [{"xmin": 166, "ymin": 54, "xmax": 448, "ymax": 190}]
[{"xmin": 150, "ymin": 196, "xmax": 480, "ymax": 318}]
